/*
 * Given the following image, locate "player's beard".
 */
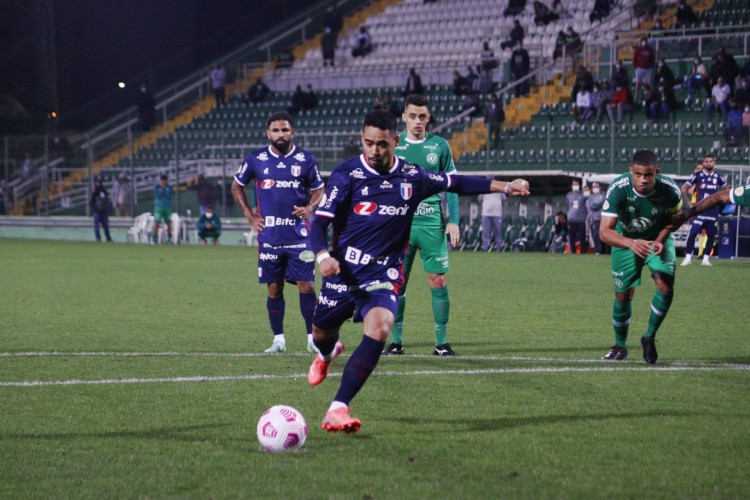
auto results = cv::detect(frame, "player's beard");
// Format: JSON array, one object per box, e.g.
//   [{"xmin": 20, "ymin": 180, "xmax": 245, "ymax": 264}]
[{"xmin": 274, "ymin": 138, "xmax": 291, "ymax": 155}]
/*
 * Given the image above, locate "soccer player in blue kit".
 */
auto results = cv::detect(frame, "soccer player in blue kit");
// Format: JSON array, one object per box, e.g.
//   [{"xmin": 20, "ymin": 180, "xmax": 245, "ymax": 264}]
[
  {"xmin": 307, "ymin": 110, "xmax": 530, "ymax": 433},
  {"xmin": 232, "ymin": 112, "xmax": 325, "ymax": 354},
  {"xmin": 680, "ymin": 154, "xmax": 727, "ymax": 266}
]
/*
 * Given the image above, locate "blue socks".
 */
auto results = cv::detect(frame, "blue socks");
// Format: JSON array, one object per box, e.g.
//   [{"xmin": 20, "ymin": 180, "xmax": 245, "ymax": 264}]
[
  {"xmin": 334, "ymin": 336, "xmax": 385, "ymax": 405},
  {"xmin": 266, "ymin": 296, "xmax": 285, "ymax": 336},
  {"xmin": 299, "ymin": 292, "xmax": 316, "ymax": 335}
]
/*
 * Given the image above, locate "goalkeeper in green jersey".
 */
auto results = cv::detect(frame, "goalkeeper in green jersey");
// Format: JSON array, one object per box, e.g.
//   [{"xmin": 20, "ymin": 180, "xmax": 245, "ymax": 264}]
[
  {"xmin": 599, "ymin": 150, "xmax": 683, "ymax": 364},
  {"xmin": 383, "ymin": 94, "xmax": 461, "ymax": 356}
]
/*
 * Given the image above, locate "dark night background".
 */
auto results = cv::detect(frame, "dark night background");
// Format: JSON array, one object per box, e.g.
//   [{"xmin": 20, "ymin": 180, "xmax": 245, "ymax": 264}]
[{"xmin": 0, "ymin": 0, "xmax": 313, "ymax": 132}]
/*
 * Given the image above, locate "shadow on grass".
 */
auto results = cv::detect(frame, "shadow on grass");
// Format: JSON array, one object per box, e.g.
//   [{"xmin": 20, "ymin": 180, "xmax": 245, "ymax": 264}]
[
  {"xmin": 390, "ymin": 410, "xmax": 715, "ymax": 433},
  {"xmin": 1, "ymin": 422, "xmax": 230, "ymax": 442}
]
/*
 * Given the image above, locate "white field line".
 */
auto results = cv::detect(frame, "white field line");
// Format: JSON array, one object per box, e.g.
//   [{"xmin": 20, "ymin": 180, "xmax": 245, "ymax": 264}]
[
  {"xmin": 0, "ymin": 351, "xmax": 742, "ymax": 366},
  {"xmin": 2, "ymin": 364, "xmax": 750, "ymax": 388}
]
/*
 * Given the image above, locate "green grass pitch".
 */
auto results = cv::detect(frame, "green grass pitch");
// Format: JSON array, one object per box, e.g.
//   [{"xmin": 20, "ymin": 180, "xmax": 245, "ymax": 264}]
[{"xmin": 1, "ymin": 239, "xmax": 749, "ymax": 499}]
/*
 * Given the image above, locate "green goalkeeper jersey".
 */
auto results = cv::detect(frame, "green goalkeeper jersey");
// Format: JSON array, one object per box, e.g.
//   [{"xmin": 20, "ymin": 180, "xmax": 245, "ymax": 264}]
[
  {"xmin": 601, "ymin": 173, "xmax": 682, "ymax": 240},
  {"xmin": 396, "ymin": 132, "xmax": 459, "ymax": 227}
]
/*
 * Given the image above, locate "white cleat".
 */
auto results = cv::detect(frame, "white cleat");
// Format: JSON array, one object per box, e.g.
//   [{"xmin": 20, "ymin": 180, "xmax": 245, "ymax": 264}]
[
  {"xmin": 307, "ymin": 342, "xmax": 320, "ymax": 354},
  {"xmin": 701, "ymin": 256, "xmax": 712, "ymax": 266},
  {"xmin": 264, "ymin": 340, "xmax": 287, "ymax": 353},
  {"xmin": 680, "ymin": 255, "xmax": 692, "ymax": 266}
]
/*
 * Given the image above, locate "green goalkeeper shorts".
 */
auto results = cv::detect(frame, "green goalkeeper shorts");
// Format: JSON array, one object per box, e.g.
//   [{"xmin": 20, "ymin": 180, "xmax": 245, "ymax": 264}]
[
  {"xmin": 403, "ymin": 224, "xmax": 449, "ymax": 275},
  {"xmin": 154, "ymin": 206, "xmax": 171, "ymax": 223},
  {"xmin": 610, "ymin": 237, "xmax": 676, "ymax": 292}
]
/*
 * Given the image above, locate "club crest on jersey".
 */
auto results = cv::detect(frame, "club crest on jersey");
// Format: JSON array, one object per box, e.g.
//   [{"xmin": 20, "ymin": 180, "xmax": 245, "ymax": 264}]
[
  {"xmin": 294, "ymin": 152, "xmax": 306, "ymax": 162},
  {"xmin": 426, "ymin": 152, "xmax": 439, "ymax": 165},
  {"xmin": 257, "ymin": 152, "xmax": 269, "ymax": 161},
  {"xmin": 260, "ymin": 179, "xmax": 275, "ymax": 189},
  {"xmin": 400, "ymin": 183, "xmax": 413, "ymax": 200},
  {"xmin": 291, "ymin": 165, "xmax": 301, "ymax": 177}
]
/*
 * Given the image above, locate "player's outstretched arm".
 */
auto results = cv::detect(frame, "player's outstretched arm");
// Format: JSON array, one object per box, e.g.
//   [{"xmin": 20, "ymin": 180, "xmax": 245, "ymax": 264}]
[{"xmin": 448, "ymin": 175, "xmax": 530, "ymax": 196}]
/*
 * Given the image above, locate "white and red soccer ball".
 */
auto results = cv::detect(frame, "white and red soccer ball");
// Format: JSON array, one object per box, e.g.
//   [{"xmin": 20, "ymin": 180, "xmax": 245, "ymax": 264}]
[{"xmin": 257, "ymin": 405, "xmax": 307, "ymax": 452}]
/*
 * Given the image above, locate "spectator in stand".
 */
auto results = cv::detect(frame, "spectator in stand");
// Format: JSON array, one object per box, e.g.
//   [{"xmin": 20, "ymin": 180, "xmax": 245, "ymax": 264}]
[
  {"xmin": 707, "ymin": 76, "xmax": 732, "ymax": 122},
  {"xmin": 403, "ymin": 67, "xmax": 424, "ymax": 97},
  {"xmin": 324, "ymin": 5, "xmax": 344, "ymax": 41},
  {"xmin": 596, "ymin": 80, "xmax": 615, "ymax": 123},
  {"xmin": 351, "ymin": 26, "xmax": 373, "ymax": 58},
  {"xmin": 480, "ymin": 41, "xmax": 499, "ymax": 80},
  {"xmin": 632, "ymin": 37, "xmax": 655, "ymax": 102},
  {"xmin": 734, "ymin": 77, "xmax": 749, "ymax": 107},
  {"xmin": 571, "ymin": 65, "xmax": 593, "ymax": 102},
  {"xmin": 461, "ymin": 87, "xmax": 481, "ymax": 116},
  {"xmin": 548, "ymin": 211, "xmax": 568, "ymax": 253},
  {"xmin": 303, "ymin": 84, "xmax": 318, "ymax": 111},
  {"xmin": 566, "ymin": 179, "xmax": 588, "ymax": 254},
  {"xmin": 321, "ymin": 27, "xmax": 337, "ymax": 67},
  {"xmin": 500, "ymin": 19, "xmax": 524, "ymax": 50},
  {"xmin": 655, "ymin": 58, "xmax": 675, "ymax": 89},
  {"xmin": 552, "ymin": 30, "xmax": 567, "ymax": 61},
  {"xmin": 708, "ymin": 54, "xmax": 724, "ymax": 89},
  {"xmin": 136, "ymin": 83, "xmax": 155, "ymax": 132},
  {"xmin": 189, "ymin": 174, "xmax": 218, "ymax": 215},
  {"xmin": 484, "ymin": 93, "xmax": 505, "ymax": 149},
  {"xmin": 564, "ymin": 26, "xmax": 583, "ymax": 57},
  {"xmin": 210, "ymin": 65, "xmax": 226, "ymax": 107},
  {"xmin": 90, "ymin": 178, "xmax": 113, "ymax": 242},
  {"xmin": 248, "ymin": 77, "xmax": 270, "ymax": 104},
  {"xmin": 275, "ymin": 46, "xmax": 295, "ymax": 69},
  {"xmin": 452, "ymin": 70, "xmax": 467, "ymax": 96},
  {"xmin": 611, "ymin": 60, "xmax": 629, "ymax": 89},
  {"xmin": 742, "ymin": 103, "xmax": 750, "ymax": 144},
  {"xmin": 197, "ymin": 205, "xmax": 222, "ymax": 246},
  {"xmin": 718, "ymin": 47, "xmax": 740, "ymax": 89},
  {"xmin": 589, "ymin": 0, "xmax": 611, "ymax": 23},
  {"xmin": 573, "ymin": 86, "xmax": 593, "ymax": 124},
  {"xmin": 464, "ymin": 65, "xmax": 479, "ymax": 91},
  {"xmin": 611, "ymin": 83, "xmax": 633, "ymax": 123},
  {"xmin": 642, "ymin": 84, "xmax": 656, "ymax": 121},
  {"xmin": 511, "ymin": 40, "xmax": 531, "ymax": 97},
  {"xmin": 504, "ymin": 0, "xmax": 527, "ymax": 17},
  {"xmin": 112, "ymin": 173, "xmax": 133, "ymax": 217},
  {"xmin": 533, "ymin": 1, "xmax": 559, "ymax": 26},
  {"xmin": 650, "ymin": 17, "xmax": 666, "ymax": 37},
  {"xmin": 288, "ymin": 85, "xmax": 306, "ymax": 115},
  {"xmin": 678, "ymin": 55, "xmax": 709, "ymax": 102},
  {"xmin": 650, "ymin": 78, "xmax": 677, "ymax": 123},
  {"xmin": 675, "ymin": 0, "xmax": 698, "ymax": 29},
  {"xmin": 725, "ymin": 100, "xmax": 744, "ymax": 146}
]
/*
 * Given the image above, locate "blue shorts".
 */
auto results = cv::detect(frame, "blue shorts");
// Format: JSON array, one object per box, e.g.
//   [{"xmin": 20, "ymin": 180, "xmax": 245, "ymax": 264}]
[
  {"xmin": 688, "ymin": 216, "xmax": 718, "ymax": 236},
  {"xmin": 313, "ymin": 277, "xmax": 400, "ymax": 330},
  {"xmin": 257, "ymin": 242, "xmax": 315, "ymax": 284}
]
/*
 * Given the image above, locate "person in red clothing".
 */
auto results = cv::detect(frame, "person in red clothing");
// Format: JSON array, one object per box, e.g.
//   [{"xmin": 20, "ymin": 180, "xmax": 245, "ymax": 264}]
[
  {"xmin": 610, "ymin": 83, "xmax": 633, "ymax": 123},
  {"xmin": 632, "ymin": 37, "xmax": 656, "ymax": 102}
]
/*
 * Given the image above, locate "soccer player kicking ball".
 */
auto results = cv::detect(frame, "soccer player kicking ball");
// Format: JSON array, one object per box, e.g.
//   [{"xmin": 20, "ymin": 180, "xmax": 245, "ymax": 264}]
[
  {"xmin": 386, "ymin": 93, "xmax": 461, "ymax": 357},
  {"xmin": 600, "ymin": 150, "xmax": 683, "ymax": 364},
  {"xmin": 307, "ymin": 110, "xmax": 530, "ymax": 433}
]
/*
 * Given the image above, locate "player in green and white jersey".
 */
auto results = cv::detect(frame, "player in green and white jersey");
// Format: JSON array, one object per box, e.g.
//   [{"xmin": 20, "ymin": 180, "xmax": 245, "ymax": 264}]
[
  {"xmin": 383, "ymin": 94, "xmax": 461, "ymax": 356},
  {"xmin": 599, "ymin": 150, "xmax": 683, "ymax": 364}
]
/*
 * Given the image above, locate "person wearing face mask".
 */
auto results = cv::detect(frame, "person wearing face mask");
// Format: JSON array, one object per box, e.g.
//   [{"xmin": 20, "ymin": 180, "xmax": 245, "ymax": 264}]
[
  {"xmin": 611, "ymin": 60, "xmax": 629, "ymax": 90},
  {"xmin": 654, "ymin": 58, "xmax": 675, "ymax": 89},
  {"xmin": 679, "ymin": 55, "xmax": 709, "ymax": 103},
  {"xmin": 566, "ymin": 179, "xmax": 588, "ymax": 254},
  {"xmin": 586, "ymin": 182, "xmax": 606, "ymax": 255},
  {"xmin": 196, "ymin": 205, "xmax": 222, "ymax": 246},
  {"xmin": 650, "ymin": 78, "xmax": 677, "ymax": 123},
  {"xmin": 632, "ymin": 37, "xmax": 655, "ymax": 103},
  {"xmin": 680, "ymin": 154, "xmax": 727, "ymax": 266}
]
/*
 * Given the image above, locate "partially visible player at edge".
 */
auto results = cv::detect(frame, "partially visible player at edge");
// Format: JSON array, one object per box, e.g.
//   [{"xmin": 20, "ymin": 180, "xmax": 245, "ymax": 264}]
[
  {"xmin": 384, "ymin": 93, "xmax": 461, "ymax": 357},
  {"xmin": 232, "ymin": 111, "xmax": 324, "ymax": 354},
  {"xmin": 307, "ymin": 110, "xmax": 530, "ymax": 433},
  {"xmin": 674, "ymin": 181, "xmax": 750, "ymax": 219},
  {"xmin": 600, "ymin": 149, "xmax": 683, "ymax": 364}
]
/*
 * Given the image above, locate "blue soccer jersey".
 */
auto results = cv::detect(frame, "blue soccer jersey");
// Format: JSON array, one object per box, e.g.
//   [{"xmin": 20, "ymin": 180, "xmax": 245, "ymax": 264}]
[
  {"xmin": 235, "ymin": 144, "xmax": 324, "ymax": 245},
  {"xmin": 685, "ymin": 170, "xmax": 726, "ymax": 219},
  {"xmin": 314, "ymin": 155, "xmax": 452, "ymax": 286}
]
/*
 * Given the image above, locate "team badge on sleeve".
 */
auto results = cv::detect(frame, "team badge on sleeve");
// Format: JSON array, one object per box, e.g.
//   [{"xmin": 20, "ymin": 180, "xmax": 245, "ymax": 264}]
[{"xmin": 400, "ymin": 183, "xmax": 413, "ymax": 200}]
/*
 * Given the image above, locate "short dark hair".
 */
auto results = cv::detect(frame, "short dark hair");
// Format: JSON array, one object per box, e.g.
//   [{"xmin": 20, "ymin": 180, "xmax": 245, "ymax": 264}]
[
  {"xmin": 363, "ymin": 110, "xmax": 397, "ymax": 134},
  {"xmin": 267, "ymin": 111, "xmax": 294, "ymax": 129},
  {"xmin": 704, "ymin": 153, "xmax": 715, "ymax": 160},
  {"xmin": 404, "ymin": 94, "xmax": 430, "ymax": 110},
  {"xmin": 632, "ymin": 149, "xmax": 658, "ymax": 167},
  {"xmin": 160, "ymin": 174, "xmax": 168, "ymax": 180}
]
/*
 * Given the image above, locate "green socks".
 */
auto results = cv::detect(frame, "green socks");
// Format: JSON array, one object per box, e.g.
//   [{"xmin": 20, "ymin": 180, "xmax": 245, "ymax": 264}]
[
  {"xmin": 432, "ymin": 286, "xmax": 450, "ymax": 345},
  {"xmin": 391, "ymin": 294, "xmax": 406, "ymax": 345},
  {"xmin": 644, "ymin": 291, "xmax": 673, "ymax": 339},
  {"xmin": 613, "ymin": 299, "xmax": 632, "ymax": 348}
]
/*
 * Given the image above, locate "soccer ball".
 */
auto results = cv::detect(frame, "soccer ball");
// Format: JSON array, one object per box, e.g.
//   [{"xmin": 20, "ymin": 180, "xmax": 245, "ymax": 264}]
[{"xmin": 256, "ymin": 405, "xmax": 308, "ymax": 453}]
